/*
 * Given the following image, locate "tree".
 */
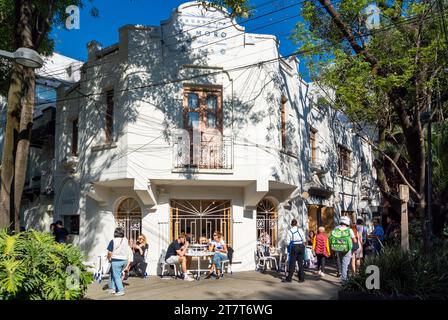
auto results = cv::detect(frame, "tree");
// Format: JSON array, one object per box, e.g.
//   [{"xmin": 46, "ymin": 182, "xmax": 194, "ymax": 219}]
[
  {"xmin": 0, "ymin": 0, "xmax": 97, "ymax": 231},
  {"xmin": 214, "ymin": 0, "xmax": 448, "ymax": 252}
]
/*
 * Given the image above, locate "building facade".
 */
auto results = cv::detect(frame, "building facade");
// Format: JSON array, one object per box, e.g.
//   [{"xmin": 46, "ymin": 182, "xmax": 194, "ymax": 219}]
[
  {"xmin": 50, "ymin": 2, "xmax": 380, "ymax": 274},
  {"xmin": 0, "ymin": 53, "xmax": 83, "ymax": 231}
]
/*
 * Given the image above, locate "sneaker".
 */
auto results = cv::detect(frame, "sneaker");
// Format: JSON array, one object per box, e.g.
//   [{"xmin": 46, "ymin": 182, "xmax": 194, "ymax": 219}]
[
  {"xmin": 281, "ymin": 278, "xmax": 292, "ymax": 283},
  {"xmin": 205, "ymin": 273, "xmax": 214, "ymax": 279},
  {"xmin": 115, "ymin": 291, "xmax": 125, "ymax": 297},
  {"xmin": 184, "ymin": 275, "xmax": 195, "ymax": 282},
  {"xmin": 186, "ymin": 271, "xmax": 193, "ymax": 276},
  {"xmin": 320, "ymin": 272, "xmax": 325, "ymax": 277},
  {"xmin": 108, "ymin": 289, "xmax": 116, "ymax": 294}
]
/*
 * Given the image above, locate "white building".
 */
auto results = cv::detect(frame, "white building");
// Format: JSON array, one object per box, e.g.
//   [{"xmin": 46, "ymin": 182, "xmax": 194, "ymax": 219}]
[
  {"xmin": 51, "ymin": 2, "xmax": 380, "ymax": 274},
  {"xmin": 0, "ymin": 53, "xmax": 83, "ymax": 230}
]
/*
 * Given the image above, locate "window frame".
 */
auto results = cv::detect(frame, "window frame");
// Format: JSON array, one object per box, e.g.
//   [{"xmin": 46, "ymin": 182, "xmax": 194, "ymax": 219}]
[
  {"xmin": 183, "ymin": 85, "xmax": 223, "ymax": 133},
  {"xmin": 338, "ymin": 145, "xmax": 352, "ymax": 176}
]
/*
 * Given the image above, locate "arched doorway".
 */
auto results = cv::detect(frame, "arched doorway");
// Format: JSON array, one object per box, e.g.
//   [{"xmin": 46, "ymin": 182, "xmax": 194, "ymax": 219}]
[
  {"xmin": 115, "ymin": 198, "xmax": 142, "ymax": 241},
  {"xmin": 256, "ymin": 199, "xmax": 278, "ymax": 247}
]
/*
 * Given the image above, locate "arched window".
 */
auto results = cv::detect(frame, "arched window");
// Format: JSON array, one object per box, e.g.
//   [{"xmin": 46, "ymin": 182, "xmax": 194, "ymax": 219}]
[
  {"xmin": 115, "ymin": 198, "xmax": 142, "ymax": 241},
  {"xmin": 256, "ymin": 199, "xmax": 278, "ymax": 247}
]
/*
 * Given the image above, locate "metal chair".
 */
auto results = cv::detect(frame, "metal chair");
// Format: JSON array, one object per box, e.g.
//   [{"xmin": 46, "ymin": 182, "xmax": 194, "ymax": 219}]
[
  {"xmin": 220, "ymin": 246, "xmax": 234, "ymax": 277},
  {"xmin": 159, "ymin": 250, "xmax": 180, "ymax": 279},
  {"xmin": 255, "ymin": 245, "xmax": 278, "ymax": 271}
]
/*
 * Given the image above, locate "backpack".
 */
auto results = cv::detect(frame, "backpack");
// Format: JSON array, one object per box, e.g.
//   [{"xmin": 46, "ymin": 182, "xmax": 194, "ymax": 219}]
[
  {"xmin": 287, "ymin": 228, "xmax": 304, "ymax": 253},
  {"xmin": 329, "ymin": 228, "xmax": 352, "ymax": 252}
]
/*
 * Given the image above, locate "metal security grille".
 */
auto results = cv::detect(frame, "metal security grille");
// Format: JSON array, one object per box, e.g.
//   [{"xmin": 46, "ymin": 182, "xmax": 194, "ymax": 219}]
[
  {"xmin": 170, "ymin": 200, "xmax": 232, "ymax": 245},
  {"xmin": 115, "ymin": 198, "xmax": 142, "ymax": 241},
  {"xmin": 256, "ymin": 199, "xmax": 278, "ymax": 247}
]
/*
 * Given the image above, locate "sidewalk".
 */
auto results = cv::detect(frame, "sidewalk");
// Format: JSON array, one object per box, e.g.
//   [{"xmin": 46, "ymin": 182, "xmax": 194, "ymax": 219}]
[{"xmin": 85, "ymin": 266, "xmax": 341, "ymax": 300}]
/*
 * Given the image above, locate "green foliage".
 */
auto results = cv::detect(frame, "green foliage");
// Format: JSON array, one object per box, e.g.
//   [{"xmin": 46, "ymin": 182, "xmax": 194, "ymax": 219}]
[
  {"xmin": 202, "ymin": 0, "xmax": 251, "ymax": 18},
  {"xmin": 342, "ymin": 243, "xmax": 448, "ymax": 299},
  {"xmin": 0, "ymin": 228, "xmax": 93, "ymax": 300}
]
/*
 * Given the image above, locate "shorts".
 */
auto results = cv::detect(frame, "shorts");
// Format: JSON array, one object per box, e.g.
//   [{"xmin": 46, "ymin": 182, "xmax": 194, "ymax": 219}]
[{"xmin": 166, "ymin": 256, "xmax": 180, "ymax": 264}]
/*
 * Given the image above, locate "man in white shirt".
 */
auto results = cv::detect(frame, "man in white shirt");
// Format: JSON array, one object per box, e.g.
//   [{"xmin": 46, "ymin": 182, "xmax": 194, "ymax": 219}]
[{"xmin": 282, "ymin": 219, "xmax": 306, "ymax": 283}]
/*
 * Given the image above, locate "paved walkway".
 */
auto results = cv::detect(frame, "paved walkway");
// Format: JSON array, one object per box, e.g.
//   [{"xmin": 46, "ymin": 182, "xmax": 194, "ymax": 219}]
[{"xmin": 85, "ymin": 266, "xmax": 341, "ymax": 300}]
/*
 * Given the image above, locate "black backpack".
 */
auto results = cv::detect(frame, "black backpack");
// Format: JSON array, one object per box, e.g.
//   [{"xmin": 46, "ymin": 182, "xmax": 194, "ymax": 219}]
[{"xmin": 227, "ymin": 246, "xmax": 234, "ymax": 264}]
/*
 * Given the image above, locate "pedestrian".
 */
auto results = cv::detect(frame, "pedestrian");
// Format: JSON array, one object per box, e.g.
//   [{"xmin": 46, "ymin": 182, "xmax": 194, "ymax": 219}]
[
  {"xmin": 282, "ymin": 219, "xmax": 306, "ymax": 283},
  {"xmin": 368, "ymin": 218, "xmax": 385, "ymax": 254},
  {"xmin": 53, "ymin": 220, "xmax": 69, "ymax": 243},
  {"xmin": 356, "ymin": 218, "xmax": 367, "ymax": 255},
  {"xmin": 350, "ymin": 222, "xmax": 363, "ymax": 275},
  {"xmin": 330, "ymin": 216, "xmax": 357, "ymax": 283},
  {"xmin": 304, "ymin": 230, "xmax": 316, "ymax": 268},
  {"xmin": 312, "ymin": 226, "xmax": 330, "ymax": 277},
  {"xmin": 106, "ymin": 227, "xmax": 133, "ymax": 296}
]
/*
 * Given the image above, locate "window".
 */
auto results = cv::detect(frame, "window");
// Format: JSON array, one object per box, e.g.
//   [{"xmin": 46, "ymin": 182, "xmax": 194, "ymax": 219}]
[
  {"xmin": 281, "ymin": 95, "xmax": 287, "ymax": 149},
  {"xmin": 105, "ymin": 89, "xmax": 114, "ymax": 143},
  {"xmin": 310, "ymin": 127, "xmax": 317, "ymax": 163},
  {"xmin": 338, "ymin": 145, "xmax": 351, "ymax": 176},
  {"xmin": 71, "ymin": 119, "xmax": 78, "ymax": 156},
  {"xmin": 183, "ymin": 86, "xmax": 222, "ymax": 132}
]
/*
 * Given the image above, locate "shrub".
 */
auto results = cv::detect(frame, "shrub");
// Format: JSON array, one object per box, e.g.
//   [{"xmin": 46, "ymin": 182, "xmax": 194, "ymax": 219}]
[
  {"xmin": 0, "ymin": 228, "xmax": 93, "ymax": 300},
  {"xmin": 342, "ymin": 242, "xmax": 448, "ymax": 299}
]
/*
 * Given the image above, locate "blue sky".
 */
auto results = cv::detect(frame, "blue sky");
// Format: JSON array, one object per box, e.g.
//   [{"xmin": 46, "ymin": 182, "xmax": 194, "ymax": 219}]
[{"xmin": 51, "ymin": 0, "xmax": 303, "ymax": 63}]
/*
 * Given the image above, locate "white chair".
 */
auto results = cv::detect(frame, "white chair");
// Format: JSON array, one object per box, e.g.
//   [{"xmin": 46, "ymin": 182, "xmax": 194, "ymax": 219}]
[
  {"xmin": 255, "ymin": 245, "xmax": 278, "ymax": 272},
  {"xmin": 159, "ymin": 250, "xmax": 180, "ymax": 279}
]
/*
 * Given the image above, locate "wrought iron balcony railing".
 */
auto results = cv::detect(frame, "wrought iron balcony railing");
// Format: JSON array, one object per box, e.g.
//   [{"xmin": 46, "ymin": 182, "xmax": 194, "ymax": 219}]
[{"xmin": 173, "ymin": 136, "xmax": 233, "ymax": 171}]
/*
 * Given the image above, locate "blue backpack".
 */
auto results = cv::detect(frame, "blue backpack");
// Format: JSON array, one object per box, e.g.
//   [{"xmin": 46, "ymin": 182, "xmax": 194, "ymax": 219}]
[{"xmin": 287, "ymin": 228, "xmax": 304, "ymax": 253}]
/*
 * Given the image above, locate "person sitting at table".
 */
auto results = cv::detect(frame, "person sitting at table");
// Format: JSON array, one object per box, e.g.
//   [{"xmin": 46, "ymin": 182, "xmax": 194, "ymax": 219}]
[
  {"xmin": 165, "ymin": 233, "xmax": 194, "ymax": 281},
  {"xmin": 259, "ymin": 231, "xmax": 271, "ymax": 256},
  {"xmin": 199, "ymin": 233, "xmax": 209, "ymax": 245},
  {"xmin": 181, "ymin": 228, "xmax": 194, "ymax": 273},
  {"xmin": 205, "ymin": 231, "xmax": 228, "ymax": 279}
]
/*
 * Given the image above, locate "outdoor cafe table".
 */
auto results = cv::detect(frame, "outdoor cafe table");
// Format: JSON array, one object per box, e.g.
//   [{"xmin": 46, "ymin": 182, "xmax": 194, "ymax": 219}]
[{"xmin": 185, "ymin": 250, "xmax": 215, "ymax": 280}]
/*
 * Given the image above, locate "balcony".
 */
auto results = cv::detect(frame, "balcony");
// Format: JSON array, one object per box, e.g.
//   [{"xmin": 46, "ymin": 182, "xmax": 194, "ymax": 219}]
[{"xmin": 172, "ymin": 136, "xmax": 233, "ymax": 173}]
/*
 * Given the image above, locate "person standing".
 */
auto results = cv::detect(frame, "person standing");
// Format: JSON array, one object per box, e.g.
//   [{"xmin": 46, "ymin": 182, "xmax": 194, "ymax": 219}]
[
  {"xmin": 282, "ymin": 219, "xmax": 306, "ymax": 283},
  {"xmin": 368, "ymin": 218, "xmax": 385, "ymax": 254},
  {"xmin": 312, "ymin": 226, "xmax": 330, "ymax": 277},
  {"xmin": 356, "ymin": 218, "xmax": 367, "ymax": 255},
  {"xmin": 350, "ymin": 223, "xmax": 363, "ymax": 275},
  {"xmin": 53, "ymin": 220, "xmax": 69, "ymax": 243},
  {"xmin": 107, "ymin": 228, "xmax": 133, "ymax": 296},
  {"xmin": 330, "ymin": 216, "xmax": 357, "ymax": 283}
]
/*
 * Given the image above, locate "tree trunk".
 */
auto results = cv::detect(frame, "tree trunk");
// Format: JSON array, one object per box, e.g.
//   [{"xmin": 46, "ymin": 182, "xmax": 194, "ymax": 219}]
[
  {"xmin": 14, "ymin": 67, "xmax": 35, "ymax": 233},
  {"xmin": 12, "ymin": 0, "xmax": 35, "ymax": 232},
  {"xmin": 0, "ymin": 62, "xmax": 22, "ymax": 229}
]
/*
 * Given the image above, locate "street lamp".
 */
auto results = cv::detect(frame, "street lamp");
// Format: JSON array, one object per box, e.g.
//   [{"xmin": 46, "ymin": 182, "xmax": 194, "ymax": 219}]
[{"xmin": 0, "ymin": 47, "xmax": 43, "ymax": 68}]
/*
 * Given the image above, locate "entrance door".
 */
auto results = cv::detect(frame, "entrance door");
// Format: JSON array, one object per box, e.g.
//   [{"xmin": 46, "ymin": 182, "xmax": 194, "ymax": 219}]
[{"xmin": 307, "ymin": 205, "xmax": 335, "ymax": 235}]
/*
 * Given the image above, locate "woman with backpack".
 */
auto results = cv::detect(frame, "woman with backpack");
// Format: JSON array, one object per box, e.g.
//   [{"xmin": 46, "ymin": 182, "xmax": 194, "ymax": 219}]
[{"xmin": 329, "ymin": 216, "xmax": 358, "ymax": 282}]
